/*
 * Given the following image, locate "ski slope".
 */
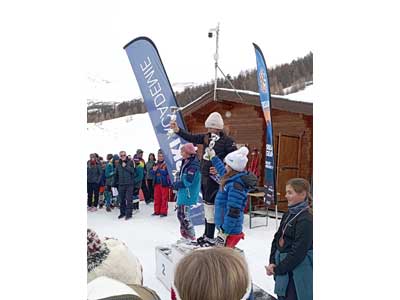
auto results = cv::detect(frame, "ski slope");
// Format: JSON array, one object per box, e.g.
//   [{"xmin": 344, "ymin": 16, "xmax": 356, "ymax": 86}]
[{"xmin": 86, "ymin": 113, "xmax": 159, "ymax": 159}]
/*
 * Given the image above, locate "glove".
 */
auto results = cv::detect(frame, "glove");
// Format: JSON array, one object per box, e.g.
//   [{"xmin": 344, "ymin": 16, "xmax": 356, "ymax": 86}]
[
  {"xmin": 216, "ymin": 230, "xmax": 228, "ymax": 247},
  {"xmin": 204, "ymin": 147, "xmax": 216, "ymax": 160}
]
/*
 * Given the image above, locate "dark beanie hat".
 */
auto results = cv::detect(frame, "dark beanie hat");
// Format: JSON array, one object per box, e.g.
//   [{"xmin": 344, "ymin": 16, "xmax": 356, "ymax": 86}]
[{"xmin": 113, "ymin": 154, "xmax": 120, "ymax": 160}]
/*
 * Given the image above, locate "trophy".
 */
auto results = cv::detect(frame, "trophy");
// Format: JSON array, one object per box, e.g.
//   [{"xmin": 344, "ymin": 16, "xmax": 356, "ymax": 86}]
[
  {"xmin": 167, "ymin": 106, "xmax": 183, "ymax": 139},
  {"xmin": 172, "ymin": 166, "xmax": 181, "ymax": 182},
  {"xmin": 203, "ymin": 133, "xmax": 220, "ymax": 160},
  {"xmin": 204, "ymin": 133, "xmax": 221, "ymax": 184}
]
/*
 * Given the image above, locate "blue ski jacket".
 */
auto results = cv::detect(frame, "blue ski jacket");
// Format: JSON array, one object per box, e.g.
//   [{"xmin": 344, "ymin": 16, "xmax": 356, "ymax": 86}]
[
  {"xmin": 150, "ymin": 161, "xmax": 169, "ymax": 187},
  {"xmin": 211, "ymin": 156, "xmax": 257, "ymax": 234},
  {"xmin": 173, "ymin": 155, "xmax": 201, "ymax": 206}
]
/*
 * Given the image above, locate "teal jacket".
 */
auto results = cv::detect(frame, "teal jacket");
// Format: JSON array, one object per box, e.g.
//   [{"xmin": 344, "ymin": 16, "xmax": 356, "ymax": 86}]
[
  {"xmin": 274, "ymin": 250, "xmax": 313, "ymax": 300},
  {"xmin": 105, "ymin": 161, "xmax": 115, "ymax": 186},
  {"xmin": 173, "ymin": 155, "xmax": 201, "ymax": 206},
  {"xmin": 134, "ymin": 162, "xmax": 144, "ymax": 189}
]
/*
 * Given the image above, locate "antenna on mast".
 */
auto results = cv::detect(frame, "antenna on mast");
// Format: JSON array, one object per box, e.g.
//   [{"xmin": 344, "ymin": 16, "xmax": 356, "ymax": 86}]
[{"xmin": 208, "ymin": 23, "xmax": 244, "ymax": 102}]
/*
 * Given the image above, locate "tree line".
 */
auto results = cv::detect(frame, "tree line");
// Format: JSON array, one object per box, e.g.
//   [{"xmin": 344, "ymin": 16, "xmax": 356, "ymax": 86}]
[{"xmin": 87, "ymin": 52, "xmax": 312, "ymax": 123}]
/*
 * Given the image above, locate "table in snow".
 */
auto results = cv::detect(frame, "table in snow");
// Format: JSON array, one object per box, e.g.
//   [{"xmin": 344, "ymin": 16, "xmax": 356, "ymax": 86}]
[
  {"xmin": 248, "ymin": 192, "xmax": 269, "ymax": 229},
  {"xmin": 247, "ymin": 191, "xmax": 282, "ymax": 229}
]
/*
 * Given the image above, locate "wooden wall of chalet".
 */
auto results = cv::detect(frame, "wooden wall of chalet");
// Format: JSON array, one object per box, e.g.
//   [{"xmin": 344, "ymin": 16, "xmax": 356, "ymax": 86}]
[
  {"xmin": 182, "ymin": 98, "xmax": 312, "ymax": 212},
  {"xmin": 183, "ymin": 101, "xmax": 266, "ymax": 178},
  {"xmin": 271, "ymin": 109, "xmax": 313, "ymax": 211}
]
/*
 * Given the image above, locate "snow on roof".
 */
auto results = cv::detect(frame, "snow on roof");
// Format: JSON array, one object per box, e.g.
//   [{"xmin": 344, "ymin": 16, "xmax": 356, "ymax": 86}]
[
  {"xmin": 181, "ymin": 90, "xmax": 212, "ymax": 110},
  {"xmin": 217, "ymin": 87, "xmax": 260, "ymax": 96},
  {"xmin": 217, "ymin": 85, "xmax": 314, "ymax": 104}
]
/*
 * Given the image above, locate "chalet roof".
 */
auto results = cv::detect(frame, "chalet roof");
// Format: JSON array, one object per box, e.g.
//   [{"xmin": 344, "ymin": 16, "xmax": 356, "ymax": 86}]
[{"xmin": 181, "ymin": 88, "xmax": 313, "ymax": 116}]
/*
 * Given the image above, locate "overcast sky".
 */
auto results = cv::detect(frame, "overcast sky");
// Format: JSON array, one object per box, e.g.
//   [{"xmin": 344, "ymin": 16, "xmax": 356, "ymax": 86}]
[{"xmin": 83, "ymin": 0, "xmax": 313, "ymax": 102}]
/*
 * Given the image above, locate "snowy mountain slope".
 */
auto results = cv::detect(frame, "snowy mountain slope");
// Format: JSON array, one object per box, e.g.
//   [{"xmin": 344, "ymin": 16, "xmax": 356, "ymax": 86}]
[
  {"xmin": 86, "ymin": 113, "xmax": 159, "ymax": 159},
  {"xmin": 86, "ymin": 74, "xmax": 197, "ymax": 105},
  {"xmin": 172, "ymin": 82, "xmax": 197, "ymax": 93}
]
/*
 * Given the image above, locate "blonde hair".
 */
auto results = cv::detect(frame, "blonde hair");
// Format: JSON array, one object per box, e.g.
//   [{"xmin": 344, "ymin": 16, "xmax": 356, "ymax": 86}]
[
  {"xmin": 174, "ymin": 248, "xmax": 249, "ymax": 300},
  {"xmin": 220, "ymin": 169, "xmax": 240, "ymax": 190},
  {"xmin": 286, "ymin": 178, "xmax": 313, "ymax": 210}
]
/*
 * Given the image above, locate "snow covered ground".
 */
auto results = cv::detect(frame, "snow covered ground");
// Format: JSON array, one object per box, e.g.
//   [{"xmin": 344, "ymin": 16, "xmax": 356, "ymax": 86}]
[{"xmin": 88, "ymin": 201, "xmax": 280, "ymax": 300}]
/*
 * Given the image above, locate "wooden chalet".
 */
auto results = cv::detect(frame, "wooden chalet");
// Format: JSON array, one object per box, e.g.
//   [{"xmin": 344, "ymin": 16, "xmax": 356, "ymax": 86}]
[{"xmin": 181, "ymin": 88, "xmax": 313, "ymax": 212}]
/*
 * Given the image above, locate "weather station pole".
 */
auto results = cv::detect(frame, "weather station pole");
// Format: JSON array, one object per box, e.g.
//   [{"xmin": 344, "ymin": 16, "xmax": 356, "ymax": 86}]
[
  {"xmin": 209, "ymin": 23, "xmax": 220, "ymax": 101},
  {"xmin": 208, "ymin": 23, "xmax": 244, "ymax": 102}
]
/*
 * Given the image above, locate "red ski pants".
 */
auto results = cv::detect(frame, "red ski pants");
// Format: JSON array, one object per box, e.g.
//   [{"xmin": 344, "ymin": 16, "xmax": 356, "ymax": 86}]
[
  {"xmin": 226, "ymin": 232, "xmax": 245, "ymax": 248},
  {"xmin": 154, "ymin": 184, "xmax": 169, "ymax": 215}
]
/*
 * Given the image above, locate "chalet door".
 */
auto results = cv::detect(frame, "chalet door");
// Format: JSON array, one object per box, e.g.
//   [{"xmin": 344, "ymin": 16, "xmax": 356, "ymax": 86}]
[{"xmin": 275, "ymin": 133, "xmax": 303, "ymax": 211}]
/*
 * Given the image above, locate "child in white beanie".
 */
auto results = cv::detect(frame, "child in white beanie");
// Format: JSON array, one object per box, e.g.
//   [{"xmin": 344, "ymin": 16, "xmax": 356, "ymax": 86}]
[{"xmin": 205, "ymin": 147, "xmax": 258, "ymax": 247}]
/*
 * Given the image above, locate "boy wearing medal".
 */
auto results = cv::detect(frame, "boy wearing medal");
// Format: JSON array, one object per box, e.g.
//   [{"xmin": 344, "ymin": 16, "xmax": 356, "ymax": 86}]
[{"xmin": 266, "ymin": 178, "xmax": 313, "ymax": 300}]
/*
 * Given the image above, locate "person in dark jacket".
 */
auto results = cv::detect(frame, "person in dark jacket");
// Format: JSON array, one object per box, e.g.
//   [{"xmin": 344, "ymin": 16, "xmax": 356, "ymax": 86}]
[
  {"xmin": 207, "ymin": 146, "xmax": 257, "ymax": 248},
  {"xmin": 114, "ymin": 151, "xmax": 136, "ymax": 220},
  {"xmin": 87, "ymin": 153, "xmax": 103, "ymax": 211},
  {"xmin": 170, "ymin": 112, "xmax": 237, "ymax": 244},
  {"xmin": 266, "ymin": 178, "xmax": 313, "ymax": 300},
  {"xmin": 150, "ymin": 149, "xmax": 169, "ymax": 217},
  {"xmin": 172, "ymin": 143, "xmax": 201, "ymax": 241},
  {"xmin": 145, "ymin": 153, "xmax": 156, "ymax": 204},
  {"xmin": 111, "ymin": 154, "xmax": 120, "ymax": 208}
]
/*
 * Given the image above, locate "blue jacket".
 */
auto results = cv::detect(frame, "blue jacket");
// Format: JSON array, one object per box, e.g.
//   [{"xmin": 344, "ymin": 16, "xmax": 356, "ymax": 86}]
[
  {"xmin": 150, "ymin": 161, "xmax": 169, "ymax": 187},
  {"xmin": 211, "ymin": 156, "xmax": 257, "ymax": 234},
  {"xmin": 173, "ymin": 155, "xmax": 201, "ymax": 206},
  {"xmin": 274, "ymin": 250, "xmax": 313, "ymax": 300}
]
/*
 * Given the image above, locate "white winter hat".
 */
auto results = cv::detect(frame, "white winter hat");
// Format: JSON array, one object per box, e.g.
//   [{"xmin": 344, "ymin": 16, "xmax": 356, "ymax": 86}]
[
  {"xmin": 224, "ymin": 147, "xmax": 249, "ymax": 172},
  {"xmin": 88, "ymin": 236, "xmax": 143, "ymax": 286},
  {"xmin": 205, "ymin": 112, "xmax": 224, "ymax": 130}
]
